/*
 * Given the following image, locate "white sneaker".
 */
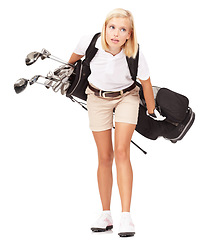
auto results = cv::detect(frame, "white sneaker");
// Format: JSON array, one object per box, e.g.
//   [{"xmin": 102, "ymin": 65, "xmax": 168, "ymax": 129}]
[
  {"xmin": 91, "ymin": 211, "xmax": 113, "ymax": 232},
  {"xmin": 118, "ymin": 212, "xmax": 135, "ymax": 237}
]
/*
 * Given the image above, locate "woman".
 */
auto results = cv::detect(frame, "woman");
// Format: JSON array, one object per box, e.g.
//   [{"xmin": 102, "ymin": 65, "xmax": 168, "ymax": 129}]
[{"xmin": 68, "ymin": 8, "xmax": 164, "ymax": 237}]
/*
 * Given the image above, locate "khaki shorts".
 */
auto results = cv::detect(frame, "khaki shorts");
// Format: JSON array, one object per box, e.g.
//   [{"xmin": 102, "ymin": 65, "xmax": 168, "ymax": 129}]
[{"xmin": 85, "ymin": 85, "xmax": 140, "ymax": 132}]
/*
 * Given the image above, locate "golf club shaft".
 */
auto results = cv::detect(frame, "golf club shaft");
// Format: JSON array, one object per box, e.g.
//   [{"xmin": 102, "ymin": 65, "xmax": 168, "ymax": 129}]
[
  {"xmin": 34, "ymin": 81, "xmax": 47, "ymax": 86},
  {"xmin": 30, "ymin": 75, "xmax": 49, "ymax": 86},
  {"xmin": 48, "ymin": 55, "xmax": 75, "ymax": 67},
  {"xmin": 30, "ymin": 76, "xmax": 63, "ymax": 92}
]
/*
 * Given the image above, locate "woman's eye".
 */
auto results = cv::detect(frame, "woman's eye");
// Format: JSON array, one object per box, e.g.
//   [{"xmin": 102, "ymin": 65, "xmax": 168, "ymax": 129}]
[
  {"xmin": 121, "ymin": 28, "xmax": 126, "ymax": 32},
  {"xmin": 109, "ymin": 26, "xmax": 115, "ymax": 30}
]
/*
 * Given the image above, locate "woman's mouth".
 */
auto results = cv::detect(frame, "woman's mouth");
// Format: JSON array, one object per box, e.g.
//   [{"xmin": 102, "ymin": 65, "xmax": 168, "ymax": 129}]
[{"xmin": 111, "ymin": 38, "xmax": 119, "ymax": 44}]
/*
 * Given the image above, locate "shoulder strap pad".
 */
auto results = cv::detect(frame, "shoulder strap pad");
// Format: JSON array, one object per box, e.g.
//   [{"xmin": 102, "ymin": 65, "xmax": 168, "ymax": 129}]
[
  {"xmin": 84, "ymin": 32, "xmax": 101, "ymax": 66},
  {"xmin": 126, "ymin": 44, "xmax": 141, "ymax": 88}
]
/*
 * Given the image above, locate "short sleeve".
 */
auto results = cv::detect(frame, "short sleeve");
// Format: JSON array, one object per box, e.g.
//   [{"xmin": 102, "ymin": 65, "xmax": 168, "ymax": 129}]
[
  {"xmin": 73, "ymin": 35, "xmax": 94, "ymax": 56},
  {"xmin": 137, "ymin": 51, "xmax": 150, "ymax": 81}
]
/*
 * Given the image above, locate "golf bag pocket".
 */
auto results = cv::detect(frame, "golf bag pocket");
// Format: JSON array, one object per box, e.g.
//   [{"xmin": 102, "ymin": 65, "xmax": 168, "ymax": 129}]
[
  {"xmin": 156, "ymin": 88, "xmax": 189, "ymax": 123},
  {"xmin": 66, "ymin": 60, "xmax": 90, "ymax": 101},
  {"xmin": 136, "ymin": 105, "xmax": 176, "ymax": 140}
]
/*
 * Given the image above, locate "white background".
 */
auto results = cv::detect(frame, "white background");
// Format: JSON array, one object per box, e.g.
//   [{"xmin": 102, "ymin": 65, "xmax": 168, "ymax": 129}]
[{"xmin": 1, "ymin": 0, "xmax": 200, "ymax": 239}]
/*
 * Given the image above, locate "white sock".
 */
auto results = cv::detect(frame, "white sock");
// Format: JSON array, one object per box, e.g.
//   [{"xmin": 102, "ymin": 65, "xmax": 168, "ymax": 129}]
[
  {"xmin": 121, "ymin": 212, "xmax": 132, "ymax": 222},
  {"xmin": 121, "ymin": 212, "xmax": 131, "ymax": 216},
  {"xmin": 103, "ymin": 210, "xmax": 111, "ymax": 215}
]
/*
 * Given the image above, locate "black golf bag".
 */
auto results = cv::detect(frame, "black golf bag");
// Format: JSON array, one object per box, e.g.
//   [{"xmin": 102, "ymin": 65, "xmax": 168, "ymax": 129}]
[
  {"xmin": 65, "ymin": 33, "xmax": 195, "ymax": 143},
  {"xmin": 136, "ymin": 87, "xmax": 195, "ymax": 143}
]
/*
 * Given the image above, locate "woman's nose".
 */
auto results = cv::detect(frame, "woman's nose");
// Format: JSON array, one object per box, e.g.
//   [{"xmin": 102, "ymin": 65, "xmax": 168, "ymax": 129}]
[{"xmin": 114, "ymin": 29, "xmax": 119, "ymax": 37}]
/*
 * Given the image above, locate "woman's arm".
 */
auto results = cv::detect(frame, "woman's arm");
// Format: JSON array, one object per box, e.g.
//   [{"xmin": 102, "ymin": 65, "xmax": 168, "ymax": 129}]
[
  {"xmin": 68, "ymin": 53, "xmax": 84, "ymax": 64},
  {"xmin": 140, "ymin": 77, "xmax": 155, "ymax": 114}
]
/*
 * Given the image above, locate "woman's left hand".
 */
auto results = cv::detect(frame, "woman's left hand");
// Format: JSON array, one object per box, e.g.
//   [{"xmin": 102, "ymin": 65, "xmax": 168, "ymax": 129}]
[{"xmin": 146, "ymin": 109, "xmax": 166, "ymax": 121}]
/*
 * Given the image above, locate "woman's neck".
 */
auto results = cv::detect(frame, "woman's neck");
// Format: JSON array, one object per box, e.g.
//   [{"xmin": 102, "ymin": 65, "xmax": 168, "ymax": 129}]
[{"xmin": 106, "ymin": 47, "xmax": 122, "ymax": 56}]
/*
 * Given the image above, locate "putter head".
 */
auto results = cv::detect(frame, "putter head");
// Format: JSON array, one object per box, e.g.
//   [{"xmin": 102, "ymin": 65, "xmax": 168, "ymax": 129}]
[
  {"xmin": 14, "ymin": 78, "xmax": 28, "ymax": 94},
  {"xmin": 25, "ymin": 51, "xmax": 42, "ymax": 66}
]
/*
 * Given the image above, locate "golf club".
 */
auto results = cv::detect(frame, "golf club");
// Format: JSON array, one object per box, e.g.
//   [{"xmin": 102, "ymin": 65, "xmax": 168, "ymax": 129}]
[
  {"xmin": 25, "ymin": 48, "xmax": 75, "ymax": 67},
  {"xmin": 14, "ymin": 62, "xmax": 74, "ymax": 94},
  {"xmin": 14, "ymin": 75, "xmax": 50, "ymax": 94}
]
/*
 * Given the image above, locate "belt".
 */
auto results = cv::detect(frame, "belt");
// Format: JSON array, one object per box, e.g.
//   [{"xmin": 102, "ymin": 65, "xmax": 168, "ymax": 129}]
[{"xmin": 89, "ymin": 82, "xmax": 136, "ymax": 98}]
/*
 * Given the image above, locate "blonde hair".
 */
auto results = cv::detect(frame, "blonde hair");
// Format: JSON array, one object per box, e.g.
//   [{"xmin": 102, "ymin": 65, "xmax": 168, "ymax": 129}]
[{"xmin": 101, "ymin": 8, "xmax": 138, "ymax": 58}]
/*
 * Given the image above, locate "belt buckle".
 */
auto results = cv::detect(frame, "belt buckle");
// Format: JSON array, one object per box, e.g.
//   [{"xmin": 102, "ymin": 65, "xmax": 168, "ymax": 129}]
[
  {"xmin": 102, "ymin": 91, "xmax": 113, "ymax": 98},
  {"xmin": 101, "ymin": 90, "xmax": 124, "ymax": 98}
]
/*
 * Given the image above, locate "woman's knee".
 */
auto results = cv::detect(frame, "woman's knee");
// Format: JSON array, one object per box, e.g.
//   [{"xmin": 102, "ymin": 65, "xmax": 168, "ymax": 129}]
[
  {"xmin": 114, "ymin": 146, "xmax": 130, "ymax": 163},
  {"xmin": 98, "ymin": 151, "xmax": 114, "ymax": 167}
]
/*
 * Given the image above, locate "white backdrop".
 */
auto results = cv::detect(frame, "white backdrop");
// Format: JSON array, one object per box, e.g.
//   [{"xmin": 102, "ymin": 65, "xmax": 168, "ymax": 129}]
[{"xmin": 1, "ymin": 0, "xmax": 200, "ymax": 240}]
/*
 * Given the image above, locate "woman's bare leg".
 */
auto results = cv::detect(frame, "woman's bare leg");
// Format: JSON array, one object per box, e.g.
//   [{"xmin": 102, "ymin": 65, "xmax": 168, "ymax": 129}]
[
  {"xmin": 114, "ymin": 122, "xmax": 136, "ymax": 212},
  {"xmin": 92, "ymin": 129, "xmax": 114, "ymax": 211}
]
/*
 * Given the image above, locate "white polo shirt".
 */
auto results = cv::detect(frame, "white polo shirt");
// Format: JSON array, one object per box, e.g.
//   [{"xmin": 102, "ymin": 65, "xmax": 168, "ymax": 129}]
[{"xmin": 74, "ymin": 34, "xmax": 150, "ymax": 91}]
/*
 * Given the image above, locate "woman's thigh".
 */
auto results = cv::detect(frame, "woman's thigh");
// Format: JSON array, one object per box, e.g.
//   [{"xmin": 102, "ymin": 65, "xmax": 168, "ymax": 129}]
[
  {"xmin": 92, "ymin": 129, "xmax": 114, "ymax": 163},
  {"xmin": 114, "ymin": 122, "xmax": 136, "ymax": 158}
]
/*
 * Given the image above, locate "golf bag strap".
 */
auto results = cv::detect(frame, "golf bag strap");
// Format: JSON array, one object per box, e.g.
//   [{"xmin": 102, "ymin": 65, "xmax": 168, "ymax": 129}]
[
  {"xmin": 126, "ymin": 45, "xmax": 141, "ymax": 88},
  {"xmin": 83, "ymin": 32, "xmax": 101, "ymax": 66},
  {"xmin": 126, "ymin": 46, "xmax": 144, "ymax": 99}
]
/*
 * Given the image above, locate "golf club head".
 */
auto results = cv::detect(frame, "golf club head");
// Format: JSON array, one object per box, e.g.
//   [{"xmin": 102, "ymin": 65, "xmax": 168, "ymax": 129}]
[
  {"xmin": 25, "ymin": 51, "xmax": 42, "ymax": 66},
  {"xmin": 14, "ymin": 78, "xmax": 28, "ymax": 94},
  {"xmin": 52, "ymin": 81, "xmax": 62, "ymax": 92},
  {"xmin": 44, "ymin": 79, "xmax": 54, "ymax": 89},
  {"xmin": 61, "ymin": 82, "xmax": 70, "ymax": 95}
]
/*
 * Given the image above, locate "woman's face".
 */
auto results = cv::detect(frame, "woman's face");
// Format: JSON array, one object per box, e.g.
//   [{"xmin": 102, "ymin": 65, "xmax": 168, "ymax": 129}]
[{"xmin": 105, "ymin": 17, "xmax": 132, "ymax": 55}]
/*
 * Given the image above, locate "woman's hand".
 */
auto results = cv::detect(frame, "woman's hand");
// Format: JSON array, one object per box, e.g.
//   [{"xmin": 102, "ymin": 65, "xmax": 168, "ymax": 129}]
[
  {"xmin": 140, "ymin": 77, "xmax": 166, "ymax": 121},
  {"xmin": 146, "ymin": 109, "xmax": 166, "ymax": 121}
]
